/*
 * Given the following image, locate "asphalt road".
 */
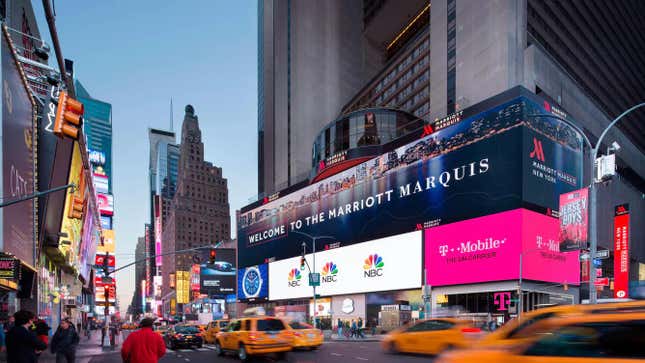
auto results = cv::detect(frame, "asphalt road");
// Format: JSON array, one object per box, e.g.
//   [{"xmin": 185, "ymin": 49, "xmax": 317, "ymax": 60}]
[{"xmin": 85, "ymin": 341, "xmax": 435, "ymax": 363}]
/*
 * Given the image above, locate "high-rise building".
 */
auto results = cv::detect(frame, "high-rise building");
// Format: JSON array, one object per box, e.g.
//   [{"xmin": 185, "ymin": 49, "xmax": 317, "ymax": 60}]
[
  {"xmin": 257, "ymin": 0, "xmax": 386, "ymax": 196},
  {"xmin": 162, "ymin": 105, "xmax": 230, "ymax": 310},
  {"xmin": 130, "ymin": 236, "xmax": 146, "ymax": 316},
  {"xmin": 257, "ymin": 0, "xmax": 645, "ymax": 302}
]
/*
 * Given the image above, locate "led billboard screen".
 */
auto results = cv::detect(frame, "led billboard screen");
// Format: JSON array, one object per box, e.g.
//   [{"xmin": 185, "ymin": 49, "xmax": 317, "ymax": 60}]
[
  {"xmin": 200, "ymin": 248, "xmax": 236, "ymax": 295},
  {"xmin": 237, "ymin": 264, "xmax": 269, "ymax": 302},
  {"xmin": 424, "ymin": 209, "xmax": 579, "ymax": 286},
  {"xmin": 269, "ymin": 231, "xmax": 421, "ymax": 301},
  {"xmin": 239, "ymin": 95, "xmax": 582, "ymax": 267}
]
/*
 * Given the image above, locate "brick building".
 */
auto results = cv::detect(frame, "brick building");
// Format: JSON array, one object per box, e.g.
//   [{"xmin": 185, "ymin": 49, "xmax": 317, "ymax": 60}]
[{"xmin": 162, "ymin": 105, "xmax": 231, "ymax": 311}]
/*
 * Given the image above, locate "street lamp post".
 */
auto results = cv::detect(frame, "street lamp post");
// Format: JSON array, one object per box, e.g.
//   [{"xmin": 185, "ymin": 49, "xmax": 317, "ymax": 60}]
[
  {"xmin": 529, "ymin": 101, "xmax": 645, "ymax": 304},
  {"xmin": 292, "ymin": 230, "xmax": 335, "ymax": 330}
]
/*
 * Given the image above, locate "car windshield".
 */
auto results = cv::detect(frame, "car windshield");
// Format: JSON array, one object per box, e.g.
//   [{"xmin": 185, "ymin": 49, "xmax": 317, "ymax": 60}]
[
  {"xmin": 175, "ymin": 326, "xmax": 200, "ymax": 334},
  {"xmin": 256, "ymin": 319, "xmax": 286, "ymax": 331},
  {"xmin": 289, "ymin": 322, "xmax": 312, "ymax": 330}
]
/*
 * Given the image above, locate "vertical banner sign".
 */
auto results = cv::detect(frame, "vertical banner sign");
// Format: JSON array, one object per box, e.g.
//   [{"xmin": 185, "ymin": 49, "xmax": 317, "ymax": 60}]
[
  {"xmin": 558, "ymin": 188, "xmax": 589, "ymax": 252},
  {"xmin": 154, "ymin": 196, "xmax": 162, "ymax": 267},
  {"xmin": 613, "ymin": 204, "xmax": 630, "ymax": 298}
]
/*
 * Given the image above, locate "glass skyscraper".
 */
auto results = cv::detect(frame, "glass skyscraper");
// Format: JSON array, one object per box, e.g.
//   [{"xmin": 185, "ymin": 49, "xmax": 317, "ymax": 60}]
[{"xmin": 76, "ymin": 80, "xmax": 113, "ymax": 194}]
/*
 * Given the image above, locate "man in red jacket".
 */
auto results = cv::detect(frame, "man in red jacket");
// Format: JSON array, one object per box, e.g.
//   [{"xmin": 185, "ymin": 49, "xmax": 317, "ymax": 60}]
[{"xmin": 121, "ymin": 318, "xmax": 165, "ymax": 363}]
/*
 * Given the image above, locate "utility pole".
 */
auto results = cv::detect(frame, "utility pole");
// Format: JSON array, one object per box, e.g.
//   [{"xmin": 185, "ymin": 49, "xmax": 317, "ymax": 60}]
[{"xmin": 0, "ymin": 184, "xmax": 75, "ymax": 208}]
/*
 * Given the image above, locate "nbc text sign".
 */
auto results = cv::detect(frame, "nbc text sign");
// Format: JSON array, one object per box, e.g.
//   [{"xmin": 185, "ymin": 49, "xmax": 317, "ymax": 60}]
[{"xmin": 268, "ymin": 231, "xmax": 421, "ymax": 300}]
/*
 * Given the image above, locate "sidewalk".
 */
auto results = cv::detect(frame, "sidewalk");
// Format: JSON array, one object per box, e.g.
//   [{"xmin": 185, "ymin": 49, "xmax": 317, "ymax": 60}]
[
  {"xmin": 329, "ymin": 333, "xmax": 383, "ymax": 342},
  {"xmin": 39, "ymin": 329, "xmax": 124, "ymax": 362}
]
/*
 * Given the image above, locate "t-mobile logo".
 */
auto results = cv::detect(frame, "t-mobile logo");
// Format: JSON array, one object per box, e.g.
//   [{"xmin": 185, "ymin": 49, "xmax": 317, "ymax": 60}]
[
  {"xmin": 439, "ymin": 245, "xmax": 449, "ymax": 256},
  {"xmin": 493, "ymin": 292, "xmax": 511, "ymax": 311},
  {"xmin": 529, "ymin": 137, "xmax": 546, "ymax": 162},
  {"xmin": 536, "ymin": 235, "xmax": 543, "ymax": 249}
]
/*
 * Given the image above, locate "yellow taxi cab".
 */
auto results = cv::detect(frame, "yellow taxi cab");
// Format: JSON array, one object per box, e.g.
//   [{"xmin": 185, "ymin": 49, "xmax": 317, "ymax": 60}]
[
  {"xmin": 287, "ymin": 321, "xmax": 323, "ymax": 350},
  {"xmin": 204, "ymin": 320, "xmax": 229, "ymax": 344},
  {"xmin": 154, "ymin": 325, "xmax": 169, "ymax": 337},
  {"xmin": 381, "ymin": 318, "xmax": 481, "ymax": 355},
  {"xmin": 478, "ymin": 300, "xmax": 645, "ymax": 348},
  {"xmin": 436, "ymin": 312, "xmax": 645, "ymax": 363},
  {"xmin": 214, "ymin": 317, "xmax": 292, "ymax": 361}
]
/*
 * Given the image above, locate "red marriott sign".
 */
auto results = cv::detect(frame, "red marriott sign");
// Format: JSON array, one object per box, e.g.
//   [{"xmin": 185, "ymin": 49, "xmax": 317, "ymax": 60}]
[{"xmin": 613, "ymin": 204, "xmax": 630, "ymax": 299}]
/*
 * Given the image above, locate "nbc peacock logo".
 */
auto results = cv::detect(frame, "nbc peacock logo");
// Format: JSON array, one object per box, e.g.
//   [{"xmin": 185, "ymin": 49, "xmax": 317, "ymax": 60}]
[
  {"xmin": 287, "ymin": 268, "xmax": 302, "ymax": 287},
  {"xmin": 363, "ymin": 254, "xmax": 384, "ymax": 278},
  {"xmin": 321, "ymin": 262, "xmax": 338, "ymax": 283}
]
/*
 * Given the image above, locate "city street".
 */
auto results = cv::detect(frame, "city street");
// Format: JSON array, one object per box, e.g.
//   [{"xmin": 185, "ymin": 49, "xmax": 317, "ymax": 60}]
[{"xmin": 83, "ymin": 341, "xmax": 434, "ymax": 363}]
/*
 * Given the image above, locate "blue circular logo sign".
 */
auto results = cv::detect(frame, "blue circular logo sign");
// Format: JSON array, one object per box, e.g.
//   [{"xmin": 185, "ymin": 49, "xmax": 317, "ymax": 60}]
[{"xmin": 242, "ymin": 266, "xmax": 262, "ymax": 298}]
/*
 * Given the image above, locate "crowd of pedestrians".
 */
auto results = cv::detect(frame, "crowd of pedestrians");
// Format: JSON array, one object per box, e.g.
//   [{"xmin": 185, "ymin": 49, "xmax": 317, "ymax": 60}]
[{"xmin": 336, "ymin": 317, "xmax": 366, "ymax": 339}]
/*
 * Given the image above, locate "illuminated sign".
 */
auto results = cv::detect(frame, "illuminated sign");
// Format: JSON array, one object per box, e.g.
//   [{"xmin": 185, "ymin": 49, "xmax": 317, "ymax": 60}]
[
  {"xmin": 425, "ymin": 209, "xmax": 579, "ymax": 286},
  {"xmin": 59, "ymin": 142, "xmax": 84, "ymax": 268},
  {"xmin": 559, "ymin": 188, "xmax": 589, "ymax": 252},
  {"xmin": 176, "ymin": 271, "xmax": 190, "ymax": 304},
  {"xmin": 614, "ymin": 204, "xmax": 630, "ymax": 299},
  {"xmin": 0, "ymin": 257, "xmax": 20, "ymax": 280},
  {"xmin": 154, "ymin": 196, "xmax": 162, "ymax": 267},
  {"xmin": 97, "ymin": 193, "xmax": 113, "ymax": 216},
  {"xmin": 269, "ymin": 232, "xmax": 421, "ymax": 300},
  {"xmin": 97, "ymin": 229, "xmax": 115, "ymax": 253}
]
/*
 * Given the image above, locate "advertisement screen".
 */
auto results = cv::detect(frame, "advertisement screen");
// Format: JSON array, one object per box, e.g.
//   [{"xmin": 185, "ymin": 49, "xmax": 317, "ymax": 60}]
[
  {"xmin": 238, "ymin": 95, "xmax": 582, "ymax": 267},
  {"xmin": 558, "ymin": 188, "xmax": 589, "ymax": 251},
  {"xmin": 2, "ymin": 32, "xmax": 35, "ymax": 265},
  {"xmin": 154, "ymin": 196, "xmax": 162, "ymax": 267},
  {"xmin": 614, "ymin": 204, "xmax": 630, "ymax": 299},
  {"xmin": 200, "ymin": 249, "xmax": 236, "ymax": 295},
  {"xmin": 424, "ymin": 209, "xmax": 579, "ymax": 286},
  {"xmin": 100, "ymin": 216, "xmax": 112, "ymax": 230},
  {"xmin": 97, "ymin": 229, "xmax": 115, "ymax": 253},
  {"xmin": 190, "ymin": 264, "xmax": 200, "ymax": 291},
  {"xmin": 176, "ymin": 271, "xmax": 190, "ymax": 304},
  {"xmin": 237, "ymin": 264, "xmax": 269, "ymax": 302},
  {"xmin": 269, "ymin": 231, "xmax": 422, "ymax": 301},
  {"xmin": 58, "ymin": 142, "xmax": 84, "ymax": 269},
  {"xmin": 97, "ymin": 193, "xmax": 114, "ymax": 216}
]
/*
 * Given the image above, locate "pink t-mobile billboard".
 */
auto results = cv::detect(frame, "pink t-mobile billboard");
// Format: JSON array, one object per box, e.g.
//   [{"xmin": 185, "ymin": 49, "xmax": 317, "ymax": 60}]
[{"xmin": 424, "ymin": 209, "xmax": 579, "ymax": 286}]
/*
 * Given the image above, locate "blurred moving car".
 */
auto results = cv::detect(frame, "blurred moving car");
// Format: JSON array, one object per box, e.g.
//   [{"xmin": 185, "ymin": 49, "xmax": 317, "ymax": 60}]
[
  {"xmin": 164, "ymin": 324, "xmax": 204, "ymax": 350},
  {"xmin": 381, "ymin": 318, "xmax": 480, "ymax": 355},
  {"xmin": 478, "ymin": 300, "xmax": 645, "ymax": 348},
  {"xmin": 288, "ymin": 321, "xmax": 323, "ymax": 350},
  {"xmin": 214, "ymin": 317, "xmax": 292, "ymax": 361},
  {"xmin": 204, "ymin": 320, "xmax": 229, "ymax": 344},
  {"xmin": 437, "ymin": 313, "xmax": 645, "ymax": 363}
]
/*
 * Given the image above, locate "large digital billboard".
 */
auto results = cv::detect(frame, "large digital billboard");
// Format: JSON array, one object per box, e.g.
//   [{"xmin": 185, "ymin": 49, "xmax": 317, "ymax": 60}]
[
  {"xmin": 237, "ymin": 264, "xmax": 269, "ymax": 302},
  {"xmin": 200, "ymin": 248, "xmax": 236, "ymax": 295},
  {"xmin": 238, "ymin": 94, "xmax": 582, "ymax": 268},
  {"xmin": 269, "ymin": 231, "xmax": 422, "ymax": 301},
  {"xmin": 424, "ymin": 209, "xmax": 579, "ymax": 286},
  {"xmin": 2, "ymin": 31, "xmax": 35, "ymax": 265}
]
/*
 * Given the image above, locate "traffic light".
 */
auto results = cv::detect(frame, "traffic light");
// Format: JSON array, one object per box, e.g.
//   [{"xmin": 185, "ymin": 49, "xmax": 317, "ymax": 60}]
[
  {"xmin": 209, "ymin": 249, "xmax": 217, "ymax": 264},
  {"xmin": 68, "ymin": 195, "xmax": 84, "ymax": 219},
  {"xmin": 102, "ymin": 253, "xmax": 109, "ymax": 276},
  {"xmin": 300, "ymin": 256, "xmax": 306, "ymax": 271},
  {"xmin": 53, "ymin": 91, "xmax": 84, "ymax": 139}
]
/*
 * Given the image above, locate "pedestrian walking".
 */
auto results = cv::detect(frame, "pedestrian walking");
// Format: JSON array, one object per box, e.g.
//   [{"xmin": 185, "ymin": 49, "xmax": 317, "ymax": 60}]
[
  {"xmin": 337, "ymin": 318, "xmax": 342, "ymax": 338},
  {"xmin": 351, "ymin": 320, "xmax": 357, "ymax": 339},
  {"xmin": 5, "ymin": 316, "xmax": 15, "ymax": 333},
  {"xmin": 357, "ymin": 317, "xmax": 365, "ymax": 338},
  {"xmin": 100, "ymin": 323, "xmax": 106, "ymax": 347},
  {"xmin": 5, "ymin": 310, "xmax": 47, "ymax": 363},
  {"xmin": 121, "ymin": 318, "xmax": 166, "ymax": 363},
  {"xmin": 50, "ymin": 319, "xmax": 80, "ymax": 363},
  {"xmin": 0, "ymin": 320, "xmax": 6, "ymax": 352}
]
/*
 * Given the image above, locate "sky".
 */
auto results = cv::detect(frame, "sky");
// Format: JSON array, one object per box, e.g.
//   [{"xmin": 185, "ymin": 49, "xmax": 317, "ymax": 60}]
[{"xmin": 34, "ymin": 1, "xmax": 258, "ymax": 309}]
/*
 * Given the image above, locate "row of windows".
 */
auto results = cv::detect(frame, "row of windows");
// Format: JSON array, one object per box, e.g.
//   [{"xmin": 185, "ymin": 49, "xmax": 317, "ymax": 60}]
[
  {"xmin": 374, "ymin": 38, "xmax": 430, "ymax": 94},
  {"xmin": 375, "ymin": 54, "xmax": 430, "ymax": 106}
]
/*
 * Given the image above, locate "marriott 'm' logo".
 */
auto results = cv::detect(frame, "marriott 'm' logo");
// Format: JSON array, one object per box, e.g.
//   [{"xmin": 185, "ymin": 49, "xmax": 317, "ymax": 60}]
[
  {"xmin": 529, "ymin": 137, "xmax": 546, "ymax": 162},
  {"xmin": 420, "ymin": 124, "xmax": 434, "ymax": 138}
]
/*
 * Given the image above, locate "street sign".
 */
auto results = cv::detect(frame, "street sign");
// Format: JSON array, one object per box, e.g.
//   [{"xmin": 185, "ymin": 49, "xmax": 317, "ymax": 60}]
[
  {"xmin": 308, "ymin": 273, "xmax": 320, "ymax": 287},
  {"xmin": 595, "ymin": 277, "xmax": 609, "ymax": 286},
  {"xmin": 593, "ymin": 259, "xmax": 602, "ymax": 268},
  {"xmin": 579, "ymin": 253, "xmax": 590, "ymax": 261},
  {"xmin": 596, "ymin": 249, "xmax": 610, "ymax": 259}
]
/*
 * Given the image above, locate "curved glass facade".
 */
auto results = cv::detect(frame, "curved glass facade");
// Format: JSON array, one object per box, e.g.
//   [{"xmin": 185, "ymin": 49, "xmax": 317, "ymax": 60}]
[{"xmin": 312, "ymin": 108, "xmax": 423, "ymax": 169}]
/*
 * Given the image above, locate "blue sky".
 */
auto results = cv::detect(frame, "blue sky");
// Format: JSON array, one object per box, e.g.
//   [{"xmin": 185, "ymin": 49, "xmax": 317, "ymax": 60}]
[{"xmin": 35, "ymin": 1, "xmax": 258, "ymax": 309}]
